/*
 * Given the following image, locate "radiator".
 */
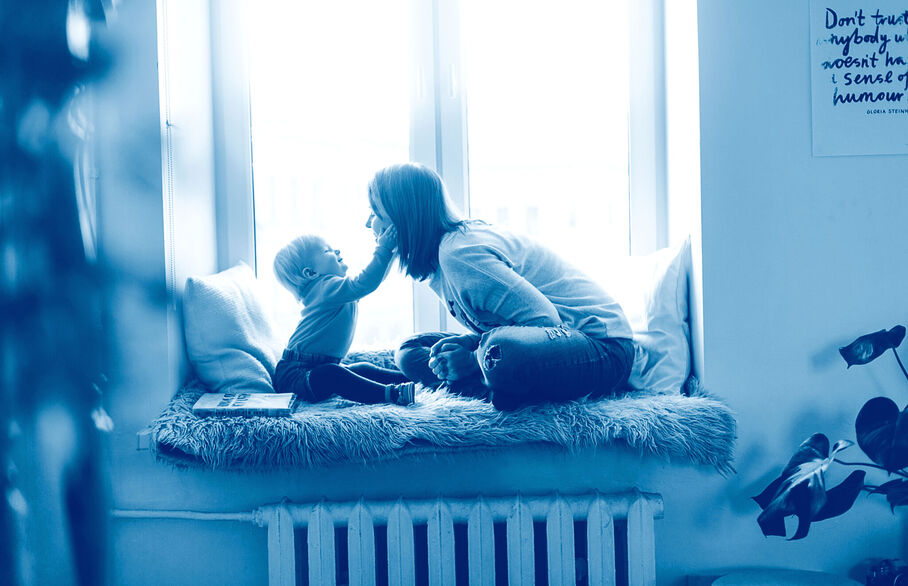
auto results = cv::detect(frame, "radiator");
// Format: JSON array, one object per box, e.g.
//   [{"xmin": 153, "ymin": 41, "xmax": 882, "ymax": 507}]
[{"xmin": 254, "ymin": 490, "xmax": 663, "ymax": 586}]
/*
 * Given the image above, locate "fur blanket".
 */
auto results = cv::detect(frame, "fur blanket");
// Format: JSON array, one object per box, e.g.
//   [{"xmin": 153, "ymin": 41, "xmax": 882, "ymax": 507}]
[{"xmin": 150, "ymin": 353, "xmax": 736, "ymax": 473}]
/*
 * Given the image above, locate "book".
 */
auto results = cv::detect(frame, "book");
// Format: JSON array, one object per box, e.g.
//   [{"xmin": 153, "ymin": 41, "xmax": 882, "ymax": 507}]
[{"xmin": 192, "ymin": 393, "xmax": 297, "ymax": 417}]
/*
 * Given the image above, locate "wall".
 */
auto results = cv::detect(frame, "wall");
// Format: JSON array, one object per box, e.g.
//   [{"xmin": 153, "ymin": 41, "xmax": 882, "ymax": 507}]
[
  {"xmin": 94, "ymin": 0, "xmax": 171, "ymax": 435},
  {"xmin": 671, "ymin": 0, "xmax": 908, "ymax": 581},
  {"xmin": 93, "ymin": 0, "xmax": 221, "ymax": 583},
  {"xmin": 95, "ymin": 0, "xmax": 908, "ymax": 584},
  {"xmin": 95, "ymin": 0, "xmax": 217, "ymax": 435}
]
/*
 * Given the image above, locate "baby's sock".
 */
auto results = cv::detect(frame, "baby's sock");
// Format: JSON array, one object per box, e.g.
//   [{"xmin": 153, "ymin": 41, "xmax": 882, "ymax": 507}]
[{"xmin": 385, "ymin": 382, "xmax": 416, "ymax": 406}]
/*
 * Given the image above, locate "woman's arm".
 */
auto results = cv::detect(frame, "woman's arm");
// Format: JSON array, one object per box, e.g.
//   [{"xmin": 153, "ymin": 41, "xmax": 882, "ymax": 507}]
[
  {"xmin": 431, "ymin": 244, "xmax": 562, "ymax": 382},
  {"xmin": 442, "ymin": 244, "xmax": 561, "ymax": 327},
  {"xmin": 428, "ymin": 334, "xmax": 481, "ymax": 381}
]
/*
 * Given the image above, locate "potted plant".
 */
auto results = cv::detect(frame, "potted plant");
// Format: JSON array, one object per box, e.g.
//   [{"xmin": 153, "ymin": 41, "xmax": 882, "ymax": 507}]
[{"xmin": 752, "ymin": 325, "xmax": 907, "ymax": 540}]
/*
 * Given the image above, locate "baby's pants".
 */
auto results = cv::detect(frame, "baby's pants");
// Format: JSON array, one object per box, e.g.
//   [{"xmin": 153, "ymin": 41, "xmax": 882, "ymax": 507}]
[{"xmin": 274, "ymin": 349, "xmax": 408, "ymax": 403}]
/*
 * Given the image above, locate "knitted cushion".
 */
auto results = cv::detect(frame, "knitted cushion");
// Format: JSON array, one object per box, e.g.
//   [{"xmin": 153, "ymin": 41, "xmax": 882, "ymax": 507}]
[{"xmin": 182, "ymin": 263, "xmax": 282, "ymax": 393}]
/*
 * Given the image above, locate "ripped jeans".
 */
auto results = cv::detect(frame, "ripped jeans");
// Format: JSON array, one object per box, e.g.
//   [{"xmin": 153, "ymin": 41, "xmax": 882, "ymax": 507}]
[{"xmin": 395, "ymin": 326, "xmax": 635, "ymax": 410}]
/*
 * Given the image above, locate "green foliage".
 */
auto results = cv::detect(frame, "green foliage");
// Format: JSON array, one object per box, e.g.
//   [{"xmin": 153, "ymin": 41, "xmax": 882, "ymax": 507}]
[
  {"xmin": 1, "ymin": 2, "xmax": 113, "ymax": 584},
  {"xmin": 753, "ymin": 325, "xmax": 908, "ymax": 540}
]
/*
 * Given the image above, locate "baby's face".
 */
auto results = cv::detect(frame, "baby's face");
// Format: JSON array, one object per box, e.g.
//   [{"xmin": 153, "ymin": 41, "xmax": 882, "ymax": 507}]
[{"xmin": 308, "ymin": 240, "xmax": 347, "ymax": 277}]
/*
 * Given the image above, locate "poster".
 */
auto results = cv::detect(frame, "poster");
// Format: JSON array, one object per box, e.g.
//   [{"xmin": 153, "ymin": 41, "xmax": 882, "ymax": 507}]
[{"xmin": 810, "ymin": 0, "xmax": 908, "ymax": 156}]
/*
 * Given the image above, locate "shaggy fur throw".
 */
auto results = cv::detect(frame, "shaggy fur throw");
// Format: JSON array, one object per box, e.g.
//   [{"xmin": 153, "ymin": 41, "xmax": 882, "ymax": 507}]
[{"xmin": 150, "ymin": 351, "xmax": 736, "ymax": 473}]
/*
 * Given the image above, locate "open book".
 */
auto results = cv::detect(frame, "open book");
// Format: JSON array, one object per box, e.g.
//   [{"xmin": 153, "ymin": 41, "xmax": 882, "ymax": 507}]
[{"xmin": 192, "ymin": 393, "xmax": 296, "ymax": 417}]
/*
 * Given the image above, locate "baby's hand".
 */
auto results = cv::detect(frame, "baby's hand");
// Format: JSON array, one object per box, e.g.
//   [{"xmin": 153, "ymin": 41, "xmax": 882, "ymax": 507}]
[{"xmin": 377, "ymin": 225, "xmax": 398, "ymax": 251}]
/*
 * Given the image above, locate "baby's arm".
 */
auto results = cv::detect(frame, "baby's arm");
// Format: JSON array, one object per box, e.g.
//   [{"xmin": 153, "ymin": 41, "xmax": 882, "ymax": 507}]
[{"xmin": 317, "ymin": 227, "xmax": 397, "ymax": 303}]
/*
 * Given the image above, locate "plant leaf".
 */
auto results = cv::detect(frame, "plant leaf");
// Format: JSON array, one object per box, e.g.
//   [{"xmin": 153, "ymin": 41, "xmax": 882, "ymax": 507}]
[
  {"xmin": 753, "ymin": 476, "xmax": 785, "ymax": 510},
  {"xmin": 869, "ymin": 479, "xmax": 903, "ymax": 494},
  {"xmin": 855, "ymin": 397, "xmax": 908, "ymax": 472},
  {"xmin": 812, "ymin": 470, "xmax": 866, "ymax": 522},
  {"xmin": 752, "ymin": 434, "xmax": 854, "ymax": 539},
  {"xmin": 870, "ymin": 479, "xmax": 908, "ymax": 511},
  {"xmin": 839, "ymin": 325, "xmax": 906, "ymax": 367},
  {"xmin": 789, "ymin": 480, "xmax": 820, "ymax": 540}
]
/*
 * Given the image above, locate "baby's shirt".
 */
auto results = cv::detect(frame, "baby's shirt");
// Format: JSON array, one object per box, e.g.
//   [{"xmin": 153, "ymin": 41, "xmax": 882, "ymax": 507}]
[{"xmin": 285, "ymin": 244, "xmax": 394, "ymax": 360}]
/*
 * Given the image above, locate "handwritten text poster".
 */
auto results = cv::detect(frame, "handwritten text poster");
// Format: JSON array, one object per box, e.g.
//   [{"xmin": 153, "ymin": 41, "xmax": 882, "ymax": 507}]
[{"xmin": 810, "ymin": 0, "xmax": 908, "ymax": 156}]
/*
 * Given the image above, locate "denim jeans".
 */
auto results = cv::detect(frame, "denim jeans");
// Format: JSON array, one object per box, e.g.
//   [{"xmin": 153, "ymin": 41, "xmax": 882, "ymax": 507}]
[
  {"xmin": 274, "ymin": 349, "xmax": 407, "ymax": 403},
  {"xmin": 273, "ymin": 350, "xmax": 342, "ymax": 402},
  {"xmin": 395, "ymin": 326, "xmax": 635, "ymax": 410}
]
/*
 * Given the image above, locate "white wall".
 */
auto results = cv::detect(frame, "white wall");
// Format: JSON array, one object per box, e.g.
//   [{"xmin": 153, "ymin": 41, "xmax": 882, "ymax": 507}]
[
  {"xmin": 667, "ymin": 0, "xmax": 908, "ymax": 580},
  {"xmin": 96, "ymin": 0, "xmax": 217, "ymax": 433},
  {"xmin": 94, "ymin": 0, "xmax": 172, "ymax": 435},
  {"xmin": 95, "ymin": 0, "xmax": 908, "ymax": 583},
  {"xmin": 94, "ymin": 1, "xmax": 223, "ymax": 583}
]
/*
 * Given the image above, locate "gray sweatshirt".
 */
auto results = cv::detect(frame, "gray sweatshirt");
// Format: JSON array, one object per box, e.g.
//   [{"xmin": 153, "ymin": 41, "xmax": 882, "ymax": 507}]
[
  {"xmin": 429, "ymin": 221, "xmax": 633, "ymax": 341},
  {"xmin": 286, "ymin": 244, "xmax": 394, "ymax": 359}
]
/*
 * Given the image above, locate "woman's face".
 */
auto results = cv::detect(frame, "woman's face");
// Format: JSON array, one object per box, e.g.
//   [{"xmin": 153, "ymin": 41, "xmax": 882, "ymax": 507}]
[{"xmin": 365, "ymin": 193, "xmax": 391, "ymax": 240}]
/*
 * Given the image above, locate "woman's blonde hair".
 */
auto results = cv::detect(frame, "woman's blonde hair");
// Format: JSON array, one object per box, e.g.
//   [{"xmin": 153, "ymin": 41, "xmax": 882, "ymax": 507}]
[
  {"xmin": 273, "ymin": 234, "xmax": 323, "ymax": 300},
  {"xmin": 368, "ymin": 163, "xmax": 463, "ymax": 281}
]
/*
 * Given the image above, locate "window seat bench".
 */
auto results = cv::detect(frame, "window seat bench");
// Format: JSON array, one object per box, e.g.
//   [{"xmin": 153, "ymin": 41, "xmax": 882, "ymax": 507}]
[
  {"xmin": 126, "ymin": 374, "xmax": 734, "ymax": 585},
  {"xmin": 149, "ymin": 376, "xmax": 734, "ymax": 475}
]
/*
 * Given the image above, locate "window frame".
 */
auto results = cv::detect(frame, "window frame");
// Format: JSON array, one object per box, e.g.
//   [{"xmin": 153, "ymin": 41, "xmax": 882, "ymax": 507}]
[
  {"xmin": 209, "ymin": 0, "xmax": 670, "ymax": 333},
  {"xmin": 210, "ymin": 0, "xmax": 255, "ymax": 271}
]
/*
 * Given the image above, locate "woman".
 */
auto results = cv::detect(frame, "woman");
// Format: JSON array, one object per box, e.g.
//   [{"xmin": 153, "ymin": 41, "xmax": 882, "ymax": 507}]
[{"xmin": 365, "ymin": 162, "xmax": 637, "ymax": 410}]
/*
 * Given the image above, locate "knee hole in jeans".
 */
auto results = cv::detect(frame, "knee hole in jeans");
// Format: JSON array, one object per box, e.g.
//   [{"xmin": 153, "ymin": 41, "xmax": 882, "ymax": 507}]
[{"xmin": 482, "ymin": 344, "xmax": 503, "ymax": 371}]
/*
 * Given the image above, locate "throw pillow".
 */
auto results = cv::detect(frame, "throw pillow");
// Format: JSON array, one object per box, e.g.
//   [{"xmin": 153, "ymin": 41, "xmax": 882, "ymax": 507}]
[
  {"xmin": 601, "ymin": 237, "xmax": 692, "ymax": 394},
  {"xmin": 182, "ymin": 263, "xmax": 282, "ymax": 393}
]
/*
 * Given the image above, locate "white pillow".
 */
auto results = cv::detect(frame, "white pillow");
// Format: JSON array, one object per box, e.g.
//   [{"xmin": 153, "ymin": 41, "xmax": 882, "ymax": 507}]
[
  {"xmin": 601, "ymin": 238, "xmax": 692, "ymax": 394},
  {"xmin": 182, "ymin": 263, "xmax": 282, "ymax": 393}
]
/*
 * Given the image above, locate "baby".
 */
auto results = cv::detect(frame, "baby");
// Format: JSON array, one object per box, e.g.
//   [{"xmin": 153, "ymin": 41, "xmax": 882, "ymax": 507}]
[{"xmin": 272, "ymin": 226, "xmax": 416, "ymax": 405}]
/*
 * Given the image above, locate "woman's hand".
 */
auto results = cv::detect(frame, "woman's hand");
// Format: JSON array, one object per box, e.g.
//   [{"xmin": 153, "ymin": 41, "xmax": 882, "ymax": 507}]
[
  {"xmin": 428, "ymin": 334, "xmax": 481, "ymax": 381},
  {"xmin": 429, "ymin": 334, "xmax": 480, "ymax": 355},
  {"xmin": 376, "ymin": 225, "xmax": 398, "ymax": 252}
]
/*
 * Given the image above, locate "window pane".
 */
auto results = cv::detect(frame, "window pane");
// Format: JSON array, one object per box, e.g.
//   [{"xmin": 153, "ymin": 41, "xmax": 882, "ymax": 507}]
[
  {"xmin": 461, "ymin": 0, "xmax": 631, "ymax": 283},
  {"xmin": 248, "ymin": 0, "xmax": 413, "ymax": 349}
]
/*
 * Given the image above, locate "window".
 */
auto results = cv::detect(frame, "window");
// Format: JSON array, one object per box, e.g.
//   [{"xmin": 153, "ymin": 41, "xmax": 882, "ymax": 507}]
[
  {"xmin": 459, "ymin": 0, "xmax": 631, "ymax": 288},
  {"xmin": 216, "ymin": 0, "xmax": 669, "ymax": 348},
  {"xmin": 246, "ymin": 0, "xmax": 414, "ymax": 348}
]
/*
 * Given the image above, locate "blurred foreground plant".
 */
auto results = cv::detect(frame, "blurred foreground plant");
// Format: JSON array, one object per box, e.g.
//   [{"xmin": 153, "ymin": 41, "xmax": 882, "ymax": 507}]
[
  {"xmin": 0, "ymin": 2, "xmax": 113, "ymax": 584},
  {"xmin": 752, "ymin": 325, "xmax": 908, "ymax": 539}
]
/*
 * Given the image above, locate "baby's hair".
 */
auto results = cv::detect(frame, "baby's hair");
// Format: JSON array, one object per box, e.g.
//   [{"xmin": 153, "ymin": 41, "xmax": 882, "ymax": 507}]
[{"xmin": 273, "ymin": 234, "xmax": 324, "ymax": 300}]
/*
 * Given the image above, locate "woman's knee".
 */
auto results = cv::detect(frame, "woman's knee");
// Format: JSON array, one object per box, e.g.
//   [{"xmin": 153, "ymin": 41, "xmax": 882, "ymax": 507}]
[
  {"xmin": 394, "ymin": 331, "xmax": 451, "ymax": 386},
  {"xmin": 476, "ymin": 325, "xmax": 616, "ymax": 398},
  {"xmin": 475, "ymin": 327, "xmax": 537, "ymax": 391},
  {"xmin": 395, "ymin": 332, "xmax": 449, "ymax": 356},
  {"xmin": 394, "ymin": 335, "xmax": 430, "ymax": 373}
]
